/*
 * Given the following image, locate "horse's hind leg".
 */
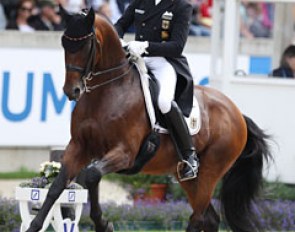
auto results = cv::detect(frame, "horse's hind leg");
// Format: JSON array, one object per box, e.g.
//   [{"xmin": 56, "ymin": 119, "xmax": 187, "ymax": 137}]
[
  {"xmin": 184, "ymin": 191, "xmax": 220, "ymax": 232},
  {"xmin": 180, "ymin": 157, "xmax": 222, "ymax": 232},
  {"xmin": 182, "ymin": 177, "xmax": 219, "ymax": 232},
  {"xmin": 84, "ymin": 166, "xmax": 114, "ymax": 232},
  {"xmin": 203, "ymin": 203, "xmax": 220, "ymax": 232}
]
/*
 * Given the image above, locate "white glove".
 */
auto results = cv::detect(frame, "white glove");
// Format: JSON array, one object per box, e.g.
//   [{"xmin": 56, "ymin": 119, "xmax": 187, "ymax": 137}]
[
  {"xmin": 127, "ymin": 41, "xmax": 149, "ymax": 56},
  {"xmin": 119, "ymin": 38, "xmax": 128, "ymax": 48}
]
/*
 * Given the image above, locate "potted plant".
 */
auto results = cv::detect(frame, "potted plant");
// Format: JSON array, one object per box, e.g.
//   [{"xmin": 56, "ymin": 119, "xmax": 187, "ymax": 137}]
[
  {"xmin": 127, "ymin": 174, "xmax": 170, "ymax": 202},
  {"xmin": 146, "ymin": 175, "xmax": 170, "ymax": 202}
]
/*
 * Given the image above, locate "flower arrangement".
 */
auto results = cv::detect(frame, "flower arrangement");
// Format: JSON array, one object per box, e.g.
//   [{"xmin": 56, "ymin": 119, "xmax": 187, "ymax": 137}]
[
  {"xmin": 19, "ymin": 161, "xmax": 82, "ymax": 189},
  {"xmin": 39, "ymin": 161, "xmax": 61, "ymax": 179}
]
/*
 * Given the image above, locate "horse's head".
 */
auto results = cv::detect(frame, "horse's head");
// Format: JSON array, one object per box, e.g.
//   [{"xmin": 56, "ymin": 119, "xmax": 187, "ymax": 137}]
[
  {"xmin": 60, "ymin": 6, "xmax": 98, "ymax": 101},
  {"xmin": 60, "ymin": 5, "xmax": 126, "ymax": 101}
]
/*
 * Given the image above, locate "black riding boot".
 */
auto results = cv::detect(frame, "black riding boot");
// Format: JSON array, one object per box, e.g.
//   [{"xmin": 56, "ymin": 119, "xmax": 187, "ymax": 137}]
[{"xmin": 164, "ymin": 101, "xmax": 199, "ymax": 181}]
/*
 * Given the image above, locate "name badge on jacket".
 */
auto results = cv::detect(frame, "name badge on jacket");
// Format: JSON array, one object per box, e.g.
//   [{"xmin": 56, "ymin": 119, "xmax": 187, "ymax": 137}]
[{"xmin": 161, "ymin": 11, "xmax": 173, "ymax": 40}]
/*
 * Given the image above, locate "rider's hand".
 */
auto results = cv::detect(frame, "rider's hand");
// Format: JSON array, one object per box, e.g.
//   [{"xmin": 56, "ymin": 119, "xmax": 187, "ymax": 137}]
[{"xmin": 127, "ymin": 41, "xmax": 149, "ymax": 56}]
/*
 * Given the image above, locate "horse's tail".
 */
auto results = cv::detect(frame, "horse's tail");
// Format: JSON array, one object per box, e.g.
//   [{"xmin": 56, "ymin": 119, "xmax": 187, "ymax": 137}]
[{"xmin": 220, "ymin": 115, "xmax": 272, "ymax": 232}]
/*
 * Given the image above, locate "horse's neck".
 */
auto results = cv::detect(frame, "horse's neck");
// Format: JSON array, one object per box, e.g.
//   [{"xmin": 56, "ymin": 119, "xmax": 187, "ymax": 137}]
[
  {"xmin": 94, "ymin": 21, "xmax": 126, "ymax": 69},
  {"xmin": 99, "ymin": 44, "xmax": 125, "ymax": 68}
]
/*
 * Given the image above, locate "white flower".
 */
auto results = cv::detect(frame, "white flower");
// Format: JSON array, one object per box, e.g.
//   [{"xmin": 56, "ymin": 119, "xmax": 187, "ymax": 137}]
[
  {"xmin": 44, "ymin": 169, "xmax": 51, "ymax": 178},
  {"xmin": 39, "ymin": 161, "xmax": 51, "ymax": 172},
  {"xmin": 52, "ymin": 161, "xmax": 61, "ymax": 169}
]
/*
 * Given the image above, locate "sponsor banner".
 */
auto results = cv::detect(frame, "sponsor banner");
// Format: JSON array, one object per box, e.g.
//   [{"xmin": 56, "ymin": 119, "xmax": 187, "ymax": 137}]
[
  {"xmin": 0, "ymin": 48, "xmax": 73, "ymax": 146},
  {"xmin": 0, "ymin": 48, "xmax": 254, "ymax": 146}
]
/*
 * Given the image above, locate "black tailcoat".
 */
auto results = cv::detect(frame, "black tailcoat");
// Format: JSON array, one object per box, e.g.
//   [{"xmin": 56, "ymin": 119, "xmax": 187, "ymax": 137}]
[{"xmin": 114, "ymin": 0, "xmax": 193, "ymax": 117}]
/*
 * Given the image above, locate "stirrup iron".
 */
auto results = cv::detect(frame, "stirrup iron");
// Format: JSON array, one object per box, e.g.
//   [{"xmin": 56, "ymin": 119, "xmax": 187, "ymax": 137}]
[{"xmin": 176, "ymin": 159, "xmax": 198, "ymax": 182}]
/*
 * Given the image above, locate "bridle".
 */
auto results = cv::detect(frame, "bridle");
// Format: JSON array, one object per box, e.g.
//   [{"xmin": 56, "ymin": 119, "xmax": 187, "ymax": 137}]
[{"xmin": 63, "ymin": 30, "xmax": 132, "ymax": 93}]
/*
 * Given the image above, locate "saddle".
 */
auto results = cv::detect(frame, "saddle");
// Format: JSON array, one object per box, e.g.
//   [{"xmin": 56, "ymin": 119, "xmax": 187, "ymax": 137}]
[{"xmin": 118, "ymin": 56, "xmax": 202, "ymax": 175}]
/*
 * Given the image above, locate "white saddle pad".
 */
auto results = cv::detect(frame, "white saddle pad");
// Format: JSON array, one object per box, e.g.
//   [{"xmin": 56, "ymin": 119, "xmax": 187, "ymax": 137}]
[{"xmin": 134, "ymin": 60, "xmax": 201, "ymax": 135}]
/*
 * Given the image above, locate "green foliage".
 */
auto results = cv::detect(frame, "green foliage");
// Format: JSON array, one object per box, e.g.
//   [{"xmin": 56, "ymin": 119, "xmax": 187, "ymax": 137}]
[
  {"xmin": 263, "ymin": 181, "xmax": 295, "ymax": 200},
  {"xmin": 104, "ymin": 173, "xmax": 171, "ymax": 193},
  {"xmin": 166, "ymin": 183, "xmax": 186, "ymax": 201},
  {"xmin": 0, "ymin": 167, "xmax": 38, "ymax": 179}
]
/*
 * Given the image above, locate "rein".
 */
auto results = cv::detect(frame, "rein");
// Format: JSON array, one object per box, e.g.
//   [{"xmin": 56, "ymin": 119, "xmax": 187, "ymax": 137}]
[
  {"xmin": 63, "ymin": 32, "xmax": 132, "ymax": 93},
  {"xmin": 85, "ymin": 61, "xmax": 133, "ymax": 91}
]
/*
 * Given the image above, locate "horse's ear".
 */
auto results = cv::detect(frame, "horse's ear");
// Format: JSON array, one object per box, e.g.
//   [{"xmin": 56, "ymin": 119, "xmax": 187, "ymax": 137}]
[
  {"xmin": 85, "ymin": 8, "xmax": 95, "ymax": 28},
  {"xmin": 59, "ymin": 4, "xmax": 71, "ymax": 24}
]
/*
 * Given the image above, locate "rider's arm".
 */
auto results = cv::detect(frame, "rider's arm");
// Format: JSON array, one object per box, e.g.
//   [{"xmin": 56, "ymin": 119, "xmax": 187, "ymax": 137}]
[
  {"xmin": 114, "ymin": 0, "xmax": 138, "ymax": 38},
  {"xmin": 146, "ymin": 2, "xmax": 193, "ymax": 58}
]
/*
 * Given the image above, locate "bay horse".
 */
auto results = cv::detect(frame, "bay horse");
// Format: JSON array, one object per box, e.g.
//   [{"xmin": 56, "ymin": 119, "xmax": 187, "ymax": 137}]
[{"xmin": 26, "ymin": 8, "xmax": 272, "ymax": 232}]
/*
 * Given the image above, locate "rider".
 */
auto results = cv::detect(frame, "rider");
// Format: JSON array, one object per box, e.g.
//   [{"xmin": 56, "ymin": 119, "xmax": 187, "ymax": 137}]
[{"xmin": 114, "ymin": 0, "xmax": 199, "ymax": 181}]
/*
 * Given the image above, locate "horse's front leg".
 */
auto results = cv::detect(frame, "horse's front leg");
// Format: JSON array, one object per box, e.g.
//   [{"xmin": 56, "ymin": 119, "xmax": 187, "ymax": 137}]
[
  {"xmin": 26, "ymin": 140, "xmax": 86, "ymax": 232},
  {"xmin": 85, "ymin": 145, "xmax": 131, "ymax": 232},
  {"xmin": 26, "ymin": 165, "xmax": 69, "ymax": 232}
]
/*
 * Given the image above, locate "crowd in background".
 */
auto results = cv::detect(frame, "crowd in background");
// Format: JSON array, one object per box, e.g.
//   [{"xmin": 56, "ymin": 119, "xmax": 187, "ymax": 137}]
[
  {"xmin": 0, "ymin": 0, "xmax": 274, "ymax": 38},
  {"xmin": 0, "ymin": 0, "xmax": 130, "ymax": 32},
  {"xmin": 240, "ymin": 0, "xmax": 274, "ymax": 38}
]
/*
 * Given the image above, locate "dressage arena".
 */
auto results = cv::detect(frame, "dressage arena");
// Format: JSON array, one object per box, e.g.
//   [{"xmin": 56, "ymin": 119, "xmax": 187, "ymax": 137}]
[{"xmin": 0, "ymin": 0, "xmax": 295, "ymax": 231}]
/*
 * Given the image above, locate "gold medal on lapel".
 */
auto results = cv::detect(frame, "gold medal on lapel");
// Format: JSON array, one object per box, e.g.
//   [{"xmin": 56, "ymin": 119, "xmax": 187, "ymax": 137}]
[
  {"xmin": 161, "ymin": 31, "xmax": 169, "ymax": 40},
  {"xmin": 162, "ymin": 20, "xmax": 170, "ymax": 30}
]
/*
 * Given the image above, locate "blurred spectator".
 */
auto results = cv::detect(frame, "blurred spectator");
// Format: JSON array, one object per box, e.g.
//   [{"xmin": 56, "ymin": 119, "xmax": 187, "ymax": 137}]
[
  {"xmin": 240, "ymin": 2, "xmax": 271, "ymax": 38},
  {"xmin": 29, "ymin": 0, "xmax": 64, "ymax": 31},
  {"xmin": 189, "ymin": 1, "xmax": 211, "ymax": 36},
  {"xmin": 86, "ymin": 0, "xmax": 130, "ymax": 23},
  {"xmin": 87, "ymin": 0, "xmax": 103, "ymax": 11},
  {"xmin": 271, "ymin": 45, "xmax": 295, "ymax": 78},
  {"xmin": 261, "ymin": 2, "xmax": 274, "ymax": 32},
  {"xmin": 96, "ymin": 1, "xmax": 112, "ymax": 20},
  {"xmin": 64, "ymin": 0, "xmax": 85, "ymax": 13},
  {"xmin": 0, "ymin": 3, "xmax": 7, "ymax": 30},
  {"xmin": 1, "ymin": 0, "xmax": 19, "ymax": 23},
  {"xmin": 199, "ymin": 0, "xmax": 213, "ymax": 28},
  {"xmin": 109, "ymin": 0, "xmax": 122, "ymax": 23},
  {"xmin": 6, "ymin": 0, "xmax": 35, "ymax": 32}
]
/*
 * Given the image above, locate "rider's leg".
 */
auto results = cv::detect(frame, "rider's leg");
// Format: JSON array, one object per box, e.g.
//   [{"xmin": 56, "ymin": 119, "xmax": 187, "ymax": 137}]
[
  {"xmin": 144, "ymin": 57, "xmax": 199, "ymax": 181},
  {"xmin": 165, "ymin": 101, "xmax": 199, "ymax": 181}
]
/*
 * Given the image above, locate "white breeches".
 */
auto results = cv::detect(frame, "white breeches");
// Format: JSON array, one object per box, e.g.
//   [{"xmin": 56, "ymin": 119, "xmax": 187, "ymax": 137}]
[{"xmin": 144, "ymin": 57, "xmax": 177, "ymax": 114}]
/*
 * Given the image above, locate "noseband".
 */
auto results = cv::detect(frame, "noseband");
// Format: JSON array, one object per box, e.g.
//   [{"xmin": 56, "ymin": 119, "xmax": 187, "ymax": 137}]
[{"xmin": 63, "ymin": 31, "xmax": 131, "ymax": 93}]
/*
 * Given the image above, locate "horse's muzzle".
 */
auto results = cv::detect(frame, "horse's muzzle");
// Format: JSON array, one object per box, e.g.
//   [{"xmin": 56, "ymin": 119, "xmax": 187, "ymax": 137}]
[{"xmin": 63, "ymin": 84, "xmax": 84, "ymax": 101}]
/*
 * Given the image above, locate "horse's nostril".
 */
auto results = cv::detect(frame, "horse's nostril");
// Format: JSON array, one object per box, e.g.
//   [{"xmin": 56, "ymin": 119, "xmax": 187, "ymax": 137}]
[{"xmin": 74, "ymin": 87, "xmax": 81, "ymax": 97}]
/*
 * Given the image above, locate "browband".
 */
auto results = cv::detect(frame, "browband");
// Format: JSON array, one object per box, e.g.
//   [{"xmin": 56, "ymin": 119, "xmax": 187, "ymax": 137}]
[{"xmin": 63, "ymin": 32, "xmax": 94, "ymax": 42}]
